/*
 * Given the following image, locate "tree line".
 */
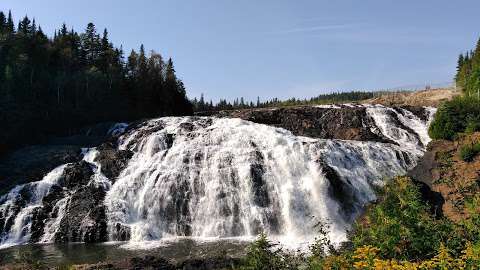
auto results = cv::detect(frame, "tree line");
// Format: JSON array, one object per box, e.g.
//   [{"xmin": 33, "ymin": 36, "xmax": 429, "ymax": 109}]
[
  {"xmin": 455, "ymin": 38, "xmax": 480, "ymax": 96},
  {"xmin": 0, "ymin": 11, "xmax": 192, "ymax": 155},
  {"xmin": 191, "ymin": 91, "xmax": 377, "ymax": 112}
]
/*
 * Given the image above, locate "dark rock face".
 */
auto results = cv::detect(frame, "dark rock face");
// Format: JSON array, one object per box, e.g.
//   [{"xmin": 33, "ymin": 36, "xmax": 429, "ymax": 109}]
[
  {"xmin": 58, "ymin": 161, "xmax": 94, "ymax": 189},
  {"xmin": 407, "ymin": 140, "xmax": 453, "ymax": 217},
  {"xmin": 0, "ymin": 121, "xmax": 124, "ymax": 196},
  {"xmin": 198, "ymin": 105, "xmax": 430, "ymax": 145},
  {"xmin": 250, "ymin": 150, "xmax": 269, "ymax": 208},
  {"xmin": 55, "ymin": 184, "xmax": 108, "ymax": 243},
  {"xmin": 399, "ymin": 105, "xmax": 430, "ymax": 122},
  {"xmin": 199, "ymin": 106, "xmax": 394, "ymax": 143},
  {"xmin": 26, "ymin": 161, "xmax": 108, "ymax": 243},
  {"xmin": 95, "ymin": 142, "xmax": 133, "ymax": 180},
  {"xmin": 321, "ymin": 162, "xmax": 357, "ymax": 219},
  {"xmin": 0, "ymin": 145, "xmax": 81, "ymax": 196}
]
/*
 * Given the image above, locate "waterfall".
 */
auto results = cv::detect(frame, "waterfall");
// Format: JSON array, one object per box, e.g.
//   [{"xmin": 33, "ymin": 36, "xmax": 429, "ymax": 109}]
[
  {"xmin": 0, "ymin": 105, "xmax": 436, "ymax": 249},
  {"xmin": 0, "ymin": 166, "xmax": 66, "ymax": 248}
]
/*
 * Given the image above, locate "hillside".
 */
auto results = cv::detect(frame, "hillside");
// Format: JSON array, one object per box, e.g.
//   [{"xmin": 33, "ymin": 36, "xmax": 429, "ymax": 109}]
[{"xmin": 363, "ymin": 87, "xmax": 459, "ymax": 107}]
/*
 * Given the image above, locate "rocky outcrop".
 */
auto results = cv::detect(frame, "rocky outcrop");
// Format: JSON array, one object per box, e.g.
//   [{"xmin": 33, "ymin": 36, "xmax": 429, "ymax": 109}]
[
  {"xmin": 55, "ymin": 184, "xmax": 108, "ymax": 243},
  {"xmin": 320, "ymin": 161, "xmax": 357, "ymax": 219},
  {"xmin": 95, "ymin": 142, "xmax": 133, "ymax": 180},
  {"xmin": 408, "ymin": 133, "xmax": 480, "ymax": 221},
  {"xmin": 0, "ymin": 145, "xmax": 81, "ymax": 195},
  {"xmin": 26, "ymin": 162, "xmax": 108, "ymax": 243},
  {"xmin": 198, "ymin": 105, "xmax": 428, "ymax": 143}
]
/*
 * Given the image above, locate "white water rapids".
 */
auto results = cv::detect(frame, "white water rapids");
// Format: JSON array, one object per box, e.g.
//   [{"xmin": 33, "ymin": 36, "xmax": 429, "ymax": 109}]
[{"xmin": 0, "ymin": 104, "xmax": 436, "ymax": 250}]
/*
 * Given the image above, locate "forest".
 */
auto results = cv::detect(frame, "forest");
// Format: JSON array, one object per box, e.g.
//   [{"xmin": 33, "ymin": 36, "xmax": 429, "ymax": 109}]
[
  {"xmin": 192, "ymin": 91, "xmax": 378, "ymax": 112},
  {"xmin": 0, "ymin": 11, "xmax": 192, "ymax": 156}
]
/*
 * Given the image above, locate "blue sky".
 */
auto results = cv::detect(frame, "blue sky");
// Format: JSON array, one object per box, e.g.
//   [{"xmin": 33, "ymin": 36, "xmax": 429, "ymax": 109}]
[{"xmin": 1, "ymin": 1, "xmax": 479, "ymax": 102}]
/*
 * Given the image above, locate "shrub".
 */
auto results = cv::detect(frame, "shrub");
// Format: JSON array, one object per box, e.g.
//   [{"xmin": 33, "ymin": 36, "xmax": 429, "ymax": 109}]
[
  {"xmin": 459, "ymin": 143, "xmax": 480, "ymax": 162},
  {"xmin": 429, "ymin": 96, "xmax": 480, "ymax": 140},
  {"xmin": 349, "ymin": 177, "xmax": 453, "ymax": 260},
  {"xmin": 465, "ymin": 116, "xmax": 480, "ymax": 134},
  {"xmin": 240, "ymin": 233, "xmax": 287, "ymax": 270}
]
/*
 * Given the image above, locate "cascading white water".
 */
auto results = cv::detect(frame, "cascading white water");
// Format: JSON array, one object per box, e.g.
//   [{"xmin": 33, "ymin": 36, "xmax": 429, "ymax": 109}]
[
  {"xmin": 0, "ymin": 165, "xmax": 66, "ymax": 248},
  {"xmin": 105, "ymin": 105, "xmax": 435, "ymax": 248},
  {"xmin": 0, "ymin": 104, "xmax": 436, "ymax": 250}
]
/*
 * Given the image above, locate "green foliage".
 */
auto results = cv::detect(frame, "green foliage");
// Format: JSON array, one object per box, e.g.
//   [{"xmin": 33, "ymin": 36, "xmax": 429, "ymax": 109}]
[
  {"xmin": 349, "ymin": 177, "xmax": 452, "ymax": 260},
  {"xmin": 240, "ymin": 233, "xmax": 288, "ymax": 270},
  {"xmin": 428, "ymin": 96, "xmax": 480, "ymax": 140},
  {"xmin": 0, "ymin": 10, "xmax": 192, "ymax": 156},
  {"xmin": 459, "ymin": 143, "xmax": 480, "ymax": 162},
  {"xmin": 455, "ymin": 38, "xmax": 480, "ymax": 96},
  {"xmin": 465, "ymin": 116, "xmax": 480, "ymax": 134}
]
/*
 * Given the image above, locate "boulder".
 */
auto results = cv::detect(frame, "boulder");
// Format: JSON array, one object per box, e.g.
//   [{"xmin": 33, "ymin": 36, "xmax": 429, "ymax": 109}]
[{"xmin": 95, "ymin": 142, "xmax": 133, "ymax": 180}]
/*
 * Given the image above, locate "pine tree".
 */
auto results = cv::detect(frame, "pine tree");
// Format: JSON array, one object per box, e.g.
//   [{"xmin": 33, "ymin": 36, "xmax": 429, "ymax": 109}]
[
  {"xmin": 60, "ymin": 23, "xmax": 68, "ymax": 37},
  {"xmin": 31, "ymin": 19, "xmax": 36, "ymax": 35},
  {"xmin": 0, "ymin": 12, "xmax": 6, "ymax": 34},
  {"xmin": 6, "ymin": 11, "xmax": 14, "ymax": 34},
  {"xmin": 18, "ymin": 16, "xmax": 31, "ymax": 35},
  {"xmin": 81, "ymin": 22, "xmax": 100, "ymax": 65},
  {"xmin": 138, "ymin": 44, "xmax": 147, "ymax": 78},
  {"xmin": 127, "ymin": 49, "xmax": 138, "ymax": 78}
]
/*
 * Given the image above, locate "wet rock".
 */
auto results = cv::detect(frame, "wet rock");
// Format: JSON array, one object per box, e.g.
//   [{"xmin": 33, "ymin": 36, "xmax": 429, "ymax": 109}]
[
  {"xmin": 321, "ymin": 162, "xmax": 357, "ymax": 219},
  {"xmin": 30, "ymin": 185, "xmax": 65, "ymax": 242},
  {"xmin": 95, "ymin": 142, "xmax": 133, "ymax": 180},
  {"xmin": 0, "ymin": 145, "xmax": 81, "ymax": 195},
  {"xmin": 55, "ymin": 185, "xmax": 108, "ymax": 243},
  {"xmin": 250, "ymin": 151, "xmax": 269, "ymax": 207},
  {"xmin": 58, "ymin": 161, "xmax": 94, "ymax": 189},
  {"xmin": 179, "ymin": 257, "xmax": 242, "ymax": 270},
  {"xmin": 129, "ymin": 256, "xmax": 175, "ymax": 270},
  {"xmin": 399, "ymin": 105, "xmax": 429, "ymax": 122}
]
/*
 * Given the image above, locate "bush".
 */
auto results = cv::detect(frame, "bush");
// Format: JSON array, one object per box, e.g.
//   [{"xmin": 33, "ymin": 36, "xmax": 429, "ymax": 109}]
[
  {"xmin": 460, "ymin": 143, "xmax": 480, "ymax": 162},
  {"xmin": 348, "ymin": 177, "xmax": 453, "ymax": 260},
  {"xmin": 240, "ymin": 233, "xmax": 292, "ymax": 270},
  {"xmin": 465, "ymin": 116, "xmax": 480, "ymax": 134},
  {"xmin": 429, "ymin": 96, "xmax": 480, "ymax": 140}
]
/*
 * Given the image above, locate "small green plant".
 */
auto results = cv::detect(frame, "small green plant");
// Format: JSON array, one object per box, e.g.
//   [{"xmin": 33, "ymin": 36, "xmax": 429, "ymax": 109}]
[
  {"xmin": 240, "ymin": 233, "xmax": 284, "ymax": 270},
  {"xmin": 459, "ymin": 143, "xmax": 480, "ymax": 162},
  {"xmin": 465, "ymin": 116, "xmax": 480, "ymax": 134}
]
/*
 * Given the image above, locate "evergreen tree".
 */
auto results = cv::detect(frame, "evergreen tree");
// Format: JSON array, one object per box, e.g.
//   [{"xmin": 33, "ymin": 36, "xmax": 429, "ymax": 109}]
[
  {"xmin": 81, "ymin": 22, "xmax": 100, "ymax": 64},
  {"xmin": 6, "ymin": 11, "xmax": 14, "ymax": 34},
  {"xmin": 0, "ymin": 10, "xmax": 193, "ymax": 156},
  {"xmin": 0, "ymin": 12, "xmax": 6, "ymax": 34}
]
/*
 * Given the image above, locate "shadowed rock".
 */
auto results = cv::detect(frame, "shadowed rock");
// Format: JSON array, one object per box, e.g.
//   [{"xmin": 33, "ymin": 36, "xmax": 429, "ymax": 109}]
[{"xmin": 95, "ymin": 142, "xmax": 133, "ymax": 180}]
